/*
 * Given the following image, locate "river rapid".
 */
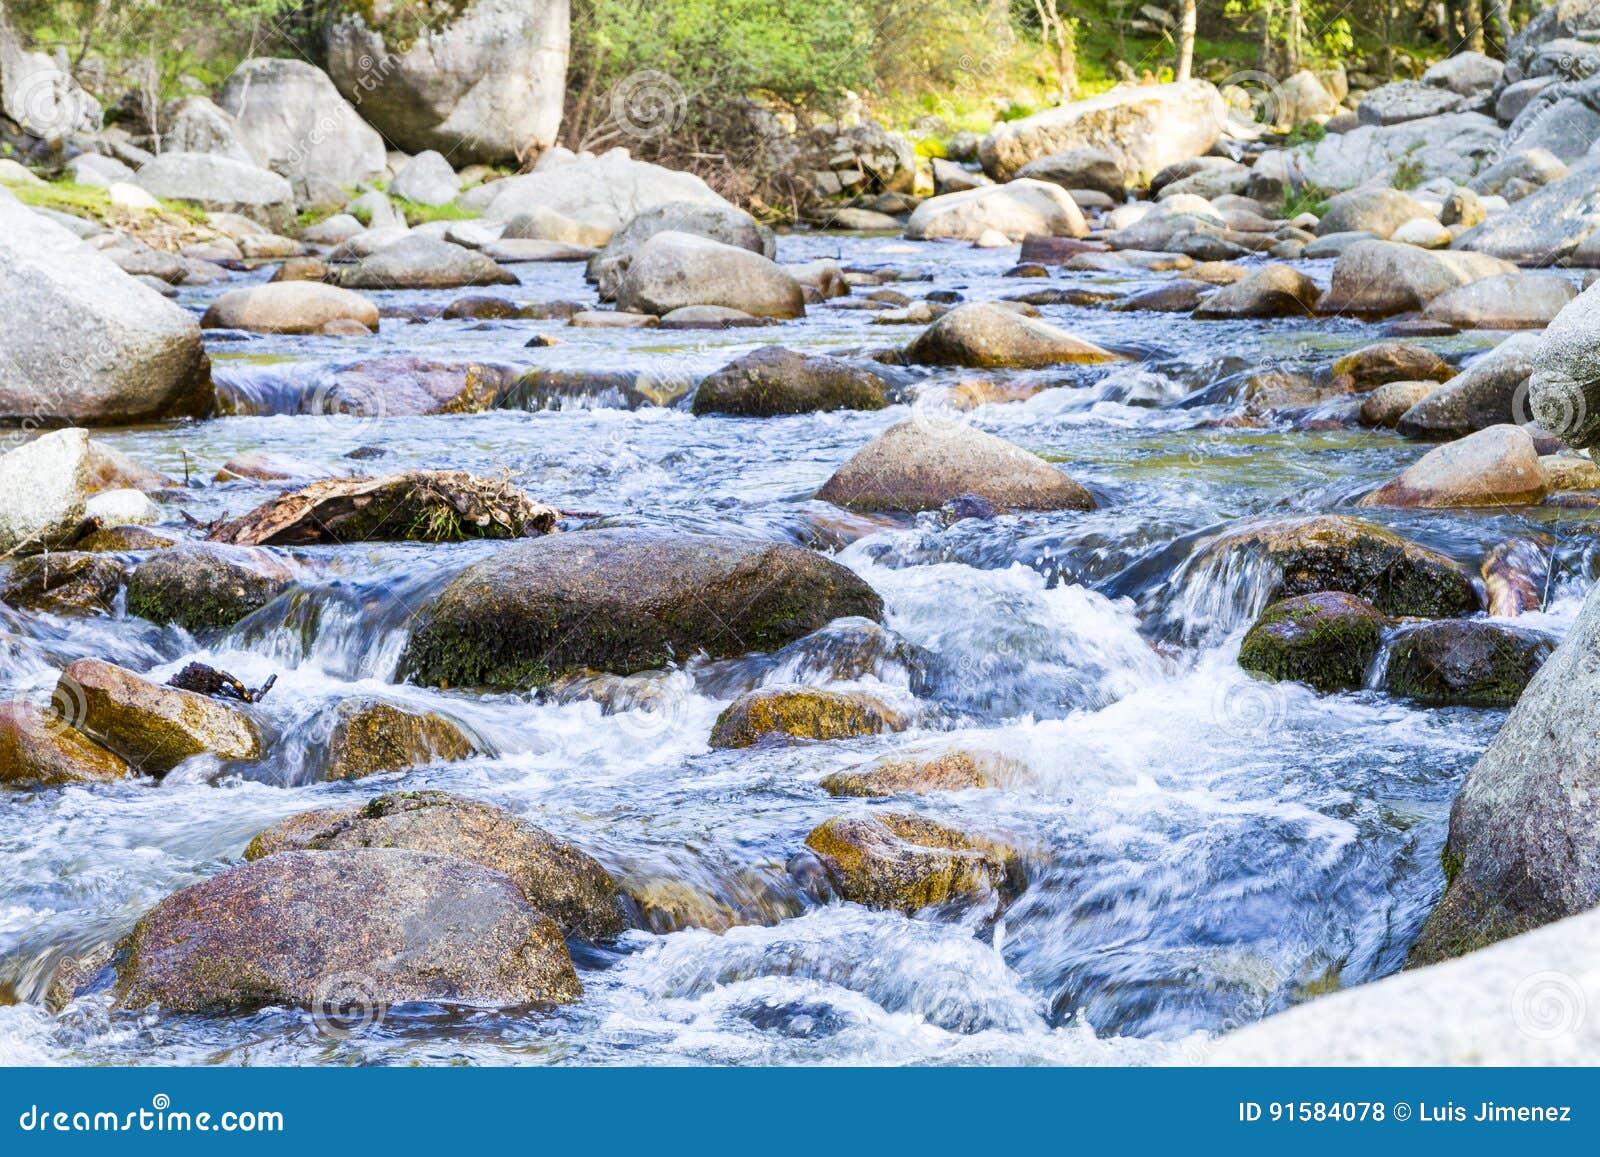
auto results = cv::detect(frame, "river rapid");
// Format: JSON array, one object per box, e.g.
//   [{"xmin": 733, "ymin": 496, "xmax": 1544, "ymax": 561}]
[{"xmin": 0, "ymin": 232, "xmax": 1589, "ymax": 1066}]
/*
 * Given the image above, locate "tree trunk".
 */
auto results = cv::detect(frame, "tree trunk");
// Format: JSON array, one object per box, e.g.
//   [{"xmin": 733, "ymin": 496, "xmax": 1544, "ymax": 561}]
[
  {"xmin": 1488, "ymin": 0, "xmax": 1513, "ymax": 56},
  {"xmin": 1285, "ymin": 0, "xmax": 1301, "ymax": 72},
  {"xmin": 1176, "ymin": 0, "xmax": 1197, "ymax": 81},
  {"xmin": 1464, "ymin": 0, "xmax": 1486, "ymax": 51},
  {"xmin": 1257, "ymin": 0, "xmax": 1276, "ymax": 73}
]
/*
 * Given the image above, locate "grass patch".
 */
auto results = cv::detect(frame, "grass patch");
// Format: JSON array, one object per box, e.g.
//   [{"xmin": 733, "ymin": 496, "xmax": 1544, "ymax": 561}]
[
  {"xmin": 7, "ymin": 178, "xmax": 206, "ymax": 224},
  {"xmin": 1282, "ymin": 183, "xmax": 1333, "ymax": 219},
  {"xmin": 392, "ymin": 197, "xmax": 479, "ymax": 226}
]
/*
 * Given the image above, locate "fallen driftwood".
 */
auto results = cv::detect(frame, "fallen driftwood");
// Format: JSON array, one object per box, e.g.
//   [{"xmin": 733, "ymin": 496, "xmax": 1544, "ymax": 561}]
[
  {"xmin": 204, "ymin": 471, "xmax": 560, "ymax": 546},
  {"xmin": 167, "ymin": 662, "xmax": 277, "ymax": 704}
]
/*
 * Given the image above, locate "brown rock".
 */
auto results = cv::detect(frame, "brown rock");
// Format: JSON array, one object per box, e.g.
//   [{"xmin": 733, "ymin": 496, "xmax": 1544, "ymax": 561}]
[
  {"xmin": 804, "ymin": 812, "xmax": 1023, "ymax": 914},
  {"xmin": 62, "ymin": 658, "xmax": 263, "ymax": 774},
  {"xmin": 708, "ymin": 686, "xmax": 905, "ymax": 748}
]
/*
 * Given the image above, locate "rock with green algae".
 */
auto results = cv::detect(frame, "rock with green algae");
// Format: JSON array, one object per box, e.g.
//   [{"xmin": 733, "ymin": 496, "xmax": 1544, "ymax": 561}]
[
  {"xmin": 105, "ymin": 849, "xmax": 582, "ymax": 1013},
  {"xmin": 399, "ymin": 529, "xmax": 883, "ymax": 691},
  {"xmin": 125, "ymin": 543, "xmax": 292, "ymax": 633},
  {"xmin": 1237, "ymin": 592, "xmax": 1386, "ymax": 692},
  {"xmin": 62, "ymin": 658, "xmax": 263, "ymax": 775},
  {"xmin": 242, "ymin": 791, "xmax": 626, "ymax": 942},
  {"xmin": 2, "ymin": 553, "xmax": 125, "ymax": 615},
  {"xmin": 1383, "ymin": 620, "xmax": 1553, "ymax": 707},
  {"xmin": 321, "ymin": 698, "xmax": 482, "ymax": 780},
  {"xmin": 72, "ymin": 525, "xmax": 179, "ymax": 553},
  {"xmin": 819, "ymin": 748, "xmax": 1023, "ymax": 796},
  {"xmin": 0, "ymin": 700, "xmax": 130, "ymax": 787},
  {"xmin": 803, "ymin": 812, "xmax": 1025, "ymax": 915},
  {"xmin": 708, "ymin": 685, "xmax": 905, "ymax": 749},
  {"xmin": 691, "ymin": 346, "xmax": 888, "ymax": 416},
  {"xmin": 1194, "ymin": 515, "xmax": 1479, "ymax": 618}
]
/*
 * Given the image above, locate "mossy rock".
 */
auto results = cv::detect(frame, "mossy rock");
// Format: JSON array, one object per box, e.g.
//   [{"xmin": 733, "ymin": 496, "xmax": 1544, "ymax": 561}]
[
  {"xmin": 125, "ymin": 543, "xmax": 292, "ymax": 633},
  {"xmin": 243, "ymin": 791, "xmax": 627, "ymax": 941},
  {"xmin": 1202, "ymin": 515, "xmax": 1479, "ymax": 617},
  {"xmin": 322, "ymin": 697, "xmax": 481, "ymax": 780},
  {"xmin": 2, "ymin": 553, "xmax": 125, "ymax": 615},
  {"xmin": 691, "ymin": 346, "xmax": 888, "ymax": 416},
  {"xmin": 73, "ymin": 526, "xmax": 179, "ymax": 553},
  {"xmin": 0, "ymin": 700, "xmax": 130, "ymax": 787},
  {"xmin": 399, "ymin": 529, "xmax": 884, "ymax": 691},
  {"xmin": 804, "ymin": 812, "xmax": 1024, "ymax": 914},
  {"xmin": 1383, "ymin": 620, "xmax": 1554, "ymax": 707},
  {"xmin": 709, "ymin": 686, "xmax": 905, "ymax": 749},
  {"xmin": 820, "ymin": 748, "xmax": 1021, "ymax": 796},
  {"xmin": 109, "ymin": 849, "xmax": 581, "ymax": 1013},
  {"xmin": 1238, "ymin": 591, "xmax": 1385, "ymax": 692}
]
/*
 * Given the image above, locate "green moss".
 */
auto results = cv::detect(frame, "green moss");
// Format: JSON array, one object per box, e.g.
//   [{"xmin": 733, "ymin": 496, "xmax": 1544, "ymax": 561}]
[
  {"xmin": 391, "ymin": 197, "xmax": 479, "ymax": 226},
  {"xmin": 1237, "ymin": 592, "xmax": 1384, "ymax": 692},
  {"xmin": 10, "ymin": 179, "xmax": 207, "ymax": 224}
]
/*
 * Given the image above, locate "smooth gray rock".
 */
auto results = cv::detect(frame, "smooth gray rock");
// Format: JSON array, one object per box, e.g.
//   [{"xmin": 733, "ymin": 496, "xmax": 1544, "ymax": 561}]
[
  {"xmin": 1530, "ymin": 281, "xmax": 1600, "ymax": 447},
  {"xmin": 218, "ymin": 57, "xmax": 386, "ymax": 187},
  {"xmin": 589, "ymin": 202, "xmax": 774, "ymax": 300},
  {"xmin": 389, "ymin": 150, "xmax": 460, "ymax": 206}
]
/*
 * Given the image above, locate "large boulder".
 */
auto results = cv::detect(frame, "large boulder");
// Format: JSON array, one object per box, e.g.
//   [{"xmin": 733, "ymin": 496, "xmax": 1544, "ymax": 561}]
[
  {"xmin": 815, "ymin": 417, "xmax": 1094, "ymax": 514},
  {"xmin": 804, "ymin": 813, "xmax": 1023, "ymax": 915},
  {"xmin": 1316, "ymin": 240, "xmax": 1516, "ymax": 317},
  {"xmin": 0, "ymin": 429, "xmax": 90, "ymax": 556},
  {"xmin": 1455, "ymin": 155, "xmax": 1600, "ymax": 263},
  {"xmin": 903, "ymin": 180, "xmax": 1087, "ymax": 242},
  {"xmin": 0, "ymin": 17, "xmax": 99, "ymax": 139},
  {"xmin": 1192, "ymin": 515, "xmax": 1478, "ymax": 618},
  {"xmin": 1408, "ymin": 577, "xmax": 1600, "ymax": 965},
  {"xmin": 613, "ymin": 231, "xmax": 804, "ymax": 319},
  {"xmin": 0, "ymin": 192, "xmax": 209, "ymax": 424},
  {"xmin": 708, "ymin": 686, "xmax": 904, "ymax": 748},
  {"xmin": 125, "ymin": 543, "xmax": 293, "ymax": 633},
  {"xmin": 589, "ymin": 201, "xmax": 773, "ymax": 299},
  {"xmin": 474, "ymin": 148, "xmax": 730, "ymax": 240},
  {"xmin": 1468, "ymin": 147, "xmax": 1569, "ymax": 198},
  {"xmin": 1384, "ymin": 620, "xmax": 1553, "ymax": 707},
  {"xmin": 2, "ymin": 551, "xmax": 125, "ymax": 615},
  {"xmin": 398, "ymin": 529, "xmax": 883, "ymax": 690},
  {"xmin": 201, "ymin": 282, "xmax": 378, "ymax": 335},
  {"xmin": 109, "ymin": 850, "xmax": 580, "ymax": 1012},
  {"xmin": 979, "ymin": 81, "xmax": 1226, "ymax": 183},
  {"xmin": 1014, "ymin": 146, "xmax": 1127, "ymax": 196},
  {"xmin": 1529, "ymin": 281, "xmax": 1600, "ymax": 448},
  {"xmin": 321, "ymin": 699, "xmax": 479, "ymax": 780},
  {"xmin": 0, "ymin": 700, "xmax": 128, "ymax": 787},
  {"xmin": 62, "ymin": 659, "xmax": 263, "ymax": 775},
  {"xmin": 903, "ymin": 302, "xmax": 1116, "ymax": 368},
  {"xmin": 1357, "ymin": 80, "xmax": 1468, "ymax": 125},
  {"xmin": 1286, "ymin": 112, "xmax": 1501, "ymax": 191},
  {"xmin": 165, "ymin": 96, "xmax": 256, "ymax": 164},
  {"xmin": 326, "ymin": 0, "xmax": 568, "ymax": 164},
  {"xmin": 388, "ymin": 150, "xmax": 460, "ymax": 206},
  {"xmin": 338, "ymin": 234, "xmax": 517, "ymax": 290},
  {"xmin": 1191, "ymin": 264, "xmax": 1318, "ymax": 319},
  {"xmin": 217, "ymin": 57, "xmax": 386, "ymax": 188},
  {"xmin": 1503, "ymin": 74, "xmax": 1600, "ymax": 161},
  {"xmin": 1314, "ymin": 187, "xmax": 1434, "ymax": 238},
  {"xmin": 133, "ymin": 152, "xmax": 295, "ymax": 228},
  {"xmin": 1423, "ymin": 50, "xmax": 1503, "ymax": 96},
  {"xmin": 1396, "ymin": 332, "xmax": 1541, "ymax": 438},
  {"xmin": 1237, "ymin": 592, "xmax": 1385, "ymax": 693},
  {"xmin": 1421, "ymin": 271, "xmax": 1576, "ymax": 329},
  {"xmin": 1358, "ymin": 424, "xmax": 1548, "ymax": 508},
  {"xmin": 243, "ymin": 791, "xmax": 625, "ymax": 941},
  {"xmin": 691, "ymin": 347, "xmax": 887, "ymax": 416}
]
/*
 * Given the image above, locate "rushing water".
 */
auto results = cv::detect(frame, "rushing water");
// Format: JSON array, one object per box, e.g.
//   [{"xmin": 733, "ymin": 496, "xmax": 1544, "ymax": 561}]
[{"xmin": 0, "ymin": 232, "xmax": 1591, "ymax": 1066}]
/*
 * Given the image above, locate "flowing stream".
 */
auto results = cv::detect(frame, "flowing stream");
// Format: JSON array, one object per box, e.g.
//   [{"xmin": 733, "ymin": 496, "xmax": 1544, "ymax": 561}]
[{"xmin": 0, "ymin": 233, "xmax": 1591, "ymax": 1066}]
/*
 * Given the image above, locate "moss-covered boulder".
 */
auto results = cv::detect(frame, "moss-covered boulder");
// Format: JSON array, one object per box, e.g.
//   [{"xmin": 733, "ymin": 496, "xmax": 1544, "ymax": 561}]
[
  {"xmin": 2, "ymin": 553, "xmax": 124, "ymax": 615},
  {"xmin": 903, "ymin": 302, "xmax": 1118, "ymax": 368},
  {"xmin": 1330, "ymin": 341, "xmax": 1454, "ymax": 391},
  {"xmin": 820, "ymin": 748, "xmax": 1021, "ymax": 796},
  {"xmin": 73, "ymin": 526, "xmax": 179, "ymax": 553},
  {"xmin": 107, "ymin": 849, "xmax": 581, "ymax": 1013},
  {"xmin": 322, "ymin": 698, "xmax": 481, "ymax": 780},
  {"xmin": 691, "ymin": 346, "xmax": 888, "ymax": 416},
  {"xmin": 816, "ymin": 418, "xmax": 1094, "ymax": 513},
  {"xmin": 399, "ymin": 529, "xmax": 883, "ymax": 691},
  {"xmin": 125, "ymin": 543, "xmax": 292, "ymax": 633},
  {"xmin": 804, "ymin": 812, "xmax": 1024, "ymax": 914},
  {"xmin": 1198, "ymin": 515, "xmax": 1479, "ymax": 618},
  {"xmin": 1237, "ymin": 592, "xmax": 1385, "ymax": 692},
  {"xmin": 63, "ymin": 659, "xmax": 263, "ymax": 775},
  {"xmin": 708, "ymin": 686, "xmax": 905, "ymax": 748},
  {"xmin": 243, "ymin": 791, "xmax": 626, "ymax": 942},
  {"xmin": 0, "ymin": 700, "xmax": 129, "ymax": 787},
  {"xmin": 1383, "ymin": 620, "xmax": 1554, "ymax": 707}
]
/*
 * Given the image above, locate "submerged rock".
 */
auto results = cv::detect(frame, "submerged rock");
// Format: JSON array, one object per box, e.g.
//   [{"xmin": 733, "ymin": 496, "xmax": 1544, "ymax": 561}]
[
  {"xmin": 126, "ymin": 544, "xmax": 291, "ymax": 633},
  {"xmin": 1409, "ymin": 580, "xmax": 1600, "ymax": 965},
  {"xmin": 110, "ymin": 850, "xmax": 581, "ymax": 1012},
  {"xmin": 691, "ymin": 347, "xmax": 888, "ymax": 416},
  {"xmin": 1383, "ymin": 620, "xmax": 1553, "ymax": 707},
  {"xmin": 708, "ymin": 686, "xmax": 905, "ymax": 748},
  {"xmin": 322, "ymin": 699, "xmax": 481, "ymax": 780},
  {"xmin": 804, "ymin": 812, "xmax": 1024, "ymax": 915},
  {"xmin": 0, "ymin": 700, "xmax": 129, "ymax": 787},
  {"xmin": 1359, "ymin": 425, "xmax": 1548, "ymax": 508},
  {"xmin": 1198, "ymin": 515, "xmax": 1479, "ymax": 618},
  {"xmin": 820, "ymin": 748, "xmax": 1020, "ymax": 796},
  {"xmin": 399, "ymin": 530, "xmax": 883, "ymax": 691},
  {"xmin": 244, "ymin": 791, "xmax": 625, "ymax": 941},
  {"xmin": 904, "ymin": 302, "xmax": 1116, "ymax": 368},
  {"xmin": 1237, "ymin": 592, "xmax": 1385, "ymax": 692},
  {"xmin": 63, "ymin": 658, "xmax": 263, "ymax": 774},
  {"xmin": 816, "ymin": 418, "xmax": 1094, "ymax": 514}
]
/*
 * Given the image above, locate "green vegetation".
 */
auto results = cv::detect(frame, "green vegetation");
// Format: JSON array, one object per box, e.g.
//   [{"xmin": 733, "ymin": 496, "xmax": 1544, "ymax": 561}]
[{"xmin": 6, "ymin": 178, "xmax": 206, "ymax": 223}]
